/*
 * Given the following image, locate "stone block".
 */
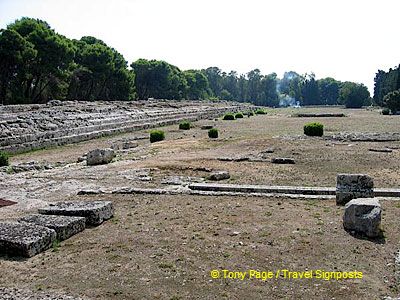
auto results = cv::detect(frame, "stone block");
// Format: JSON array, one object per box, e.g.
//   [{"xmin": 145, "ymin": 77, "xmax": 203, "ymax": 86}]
[
  {"xmin": 336, "ymin": 174, "xmax": 374, "ymax": 205},
  {"xmin": 19, "ymin": 214, "xmax": 86, "ymax": 241},
  {"xmin": 207, "ymin": 171, "xmax": 230, "ymax": 181},
  {"xmin": 343, "ymin": 198, "xmax": 382, "ymax": 238},
  {"xmin": 0, "ymin": 222, "xmax": 56, "ymax": 257},
  {"xmin": 38, "ymin": 201, "xmax": 114, "ymax": 226},
  {"xmin": 86, "ymin": 148, "xmax": 115, "ymax": 166}
]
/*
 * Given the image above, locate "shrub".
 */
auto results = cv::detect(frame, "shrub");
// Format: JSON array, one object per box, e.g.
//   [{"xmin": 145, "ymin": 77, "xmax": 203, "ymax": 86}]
[
  {"xmin": 0, "ymin": 151, "xmax": 9, "ymax": 167},
  {"xmin": 304, "ymin": 122, "xmax": 324, "ymax": 137},
  {"xmin": 255, "ymin": 109, "xmax": 266, "ymax": 115},
  {"xmin": 235, "ymin": 112, "xmax": 244, "ymax": 118},
  {"xmin": 208, "ymin": 128, "xmax": 219, "ymax": 138},
  {"xmin": 381, "ymin": 108, "xmax": 390, "ymax": 115},
  {"xmin": 383, "ymin": 89, "xmax": 400, "ymax": 114},
  {"xmin": 247, "ymin": 111, "xmax": 255, "ymax": 116},
  {"xmin": 179, "ymin": 121, "xmax": 191, "ymax": 130},
  {"xmin": 223, "ymin": 113, "xmax": 235, "ymax": 120},
  {"xmin": 150, "ymin": 130, "xmax": 165, "ymax": 143}
]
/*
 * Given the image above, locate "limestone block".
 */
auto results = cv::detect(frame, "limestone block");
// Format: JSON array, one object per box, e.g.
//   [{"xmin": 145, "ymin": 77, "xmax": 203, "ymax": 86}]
[{"xmin": 336, "ymin": 174, "xmax": 374, "ymax": 205}]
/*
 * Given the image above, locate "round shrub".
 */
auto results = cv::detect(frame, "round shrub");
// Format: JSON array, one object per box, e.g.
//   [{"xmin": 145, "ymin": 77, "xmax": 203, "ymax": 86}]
[
  {"xmin": 247, "ymin": 111, "xmax": 255, "ymax": 117},
  {"xmin": 0, "ymin": 151, "xmax": 9, "ymax": 167},
  {"xmin": 235, "ymin": 112, "xmax": 244, "ymax": 118},
  {"xmin": 304, "ymin": 122, "xmax": 324, "ymax": 137},
  {"xmin": 255, "ymin": 109, "xmax": 266, "ymax": 115},
  {"xmin": 382, "ymin": 108, "xmax": 390, "ymax": 115},
  {"xmin": 150, "ymin": 130, "xmax": 165, "ymax": 143},
  {"xmin": 223, "ymin": 113, "xmax": 235, "ymax": 120},
  {"xmin": 208, "ymin": 128, "xmax": 219, "ymax": 138},
  {"xmin": 179, "ymin": 121, "xmax": 191, "ymax": 130}
]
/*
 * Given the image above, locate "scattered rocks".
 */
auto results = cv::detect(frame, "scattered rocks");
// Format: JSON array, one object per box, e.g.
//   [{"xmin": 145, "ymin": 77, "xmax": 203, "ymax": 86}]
[
  {"xmin": 201, "ymin": 125, "xmax": 214, "ymax": 130},
  {"xmin": 207, "ymin": 171, "xmax": 230, "ymax": 181},
  {"xmin": 2, "ymin": 161, "xmax": 55, "ymax": 173},
  {"xmin": 0, "ymin": 222, "xmax": 56, "ymax": 257},
  {"xmin": 161, "ymin": 176, "xmax": 204, "ymax": 185},
  {"xmin": 122, "ymin": 141, "xmax": 139, "ymax": 149},
  {"xmin": 19, "ymin": 214, "xmax": 86, "ymax": 241},
  {"xmin": 38, "ymin": 201, "xmax": 114, "ymax": 226},
  {"xmin": 328, "ymin": 132, "xmax": 400, "ymax": 142},
  {"xmin": 86, "ymin": 148, "xmax": 115, "ymax": 166},
  {"xmin": 336, "ymin": 174, "xmax": 374, "ymax": 205},
  {"xmin": 343, "ymin": 198, "xmax": 382, "ymax": 238},
  {"xmin": 271, "ymin": 157, "xmax": 295, "ymax": 164}
]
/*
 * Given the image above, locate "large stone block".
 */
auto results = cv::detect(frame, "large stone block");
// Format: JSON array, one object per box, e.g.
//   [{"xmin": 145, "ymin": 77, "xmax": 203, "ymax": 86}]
[
  {"xmin": 86, "ymin": 148, "xmax": 115, "ymax": 166},
  {"xmin": 19, "ymin": 214, "xmax": 86, "ymax": 241},
  {"xmin": 38, "ymin": 201, "xmax": 114, "ymax": 226},
  {"xmin": 336, "ymin": 174, "xmax": 374, "ymax": 205},
  {"xmin": 0, "ymin": 222, "xmax": 56, "ymax": 257},
  {"xmin": 343, "ymin": 198, "xmax": 382, "ymax": 238}
]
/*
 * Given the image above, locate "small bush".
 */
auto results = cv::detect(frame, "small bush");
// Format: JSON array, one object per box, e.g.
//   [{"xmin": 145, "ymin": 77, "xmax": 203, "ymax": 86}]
[
  {"xmin": 255, "ymin": 109, "xmax": 266, "ymax": 115},
  {"xmin": 235, "ymin": 112, "xmax": 244, "ymax": 118},
  {"xmin": 150, "ymin": 130, "xmax": 165, "ymax": 143},
  {"xmin": 0, "ymin": 151, "xmax": 9, "ymax": 167},
  {"xmin": 179, "ymin": 121, "xmax": 191, "ymax": 130},
  {"xmin": 223, "ymin": 113, "xmax": 235, "ymax": 120},
  {"xmin": 208, "ymin": 128, "xmax": 219, "ymax": 138},
  {"xmin": 247, "ymin": 111, "xmax": 255, "ymax": 116},
  {"xmin": 382, "ymin": 108, "xmax": 390, "ymax": 115},
  {"xmin": 304, "ymin": 122, "xmax": 324, "ymax": 137}
]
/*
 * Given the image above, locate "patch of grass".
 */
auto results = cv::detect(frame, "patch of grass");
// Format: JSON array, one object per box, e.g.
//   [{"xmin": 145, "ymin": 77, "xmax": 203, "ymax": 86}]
[
  {"xmin": 223, "ymin": 113, "xmax": 235, "ymax": 120},
  {"xmin": 255, "ymin": 109, "xmax": 267, "ymax": 115},
  {"xmin": 0, "ymin": 151, "xmax": 9, "ymax": 167},
  {"xmin": 235, "ymin": 112, "xmax": 244, "ymax": 118},
  {"xmin": 304, "ymin": 122, "xmax": 324, "ymax": 137},
  {"xmin": 208, "ymin": 128, "xmax": 218, "ymax": 138},
  {"xmin": 159, "ymin": 262, "xmax": 175, "ymax": 269},
  {"xmin": 52, "ymin": 240, "xmax": 61, "ymax": 252},
  {"xmin": 150, "ymin": 130, "xmax": 165, "ymax": 143},
  {"xmin": 179, "ymin": 121, "xmax": 191, "ymax": 130}
]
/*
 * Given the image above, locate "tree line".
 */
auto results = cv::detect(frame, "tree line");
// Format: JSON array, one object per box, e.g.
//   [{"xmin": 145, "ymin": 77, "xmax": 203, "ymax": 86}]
[
  {"xmin": 374, "ymin": 65, "xmax": 400, "ymax": 113},
  {"xmin": 0, "ymin": 17, "xmax": 395, "ymax": 110}
]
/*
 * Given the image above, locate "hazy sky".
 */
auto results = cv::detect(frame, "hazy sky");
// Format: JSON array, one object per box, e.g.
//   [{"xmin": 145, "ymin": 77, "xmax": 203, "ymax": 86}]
[{"xmin": 1, "ymin": 0, "xmax": 399, "ymax": 93}]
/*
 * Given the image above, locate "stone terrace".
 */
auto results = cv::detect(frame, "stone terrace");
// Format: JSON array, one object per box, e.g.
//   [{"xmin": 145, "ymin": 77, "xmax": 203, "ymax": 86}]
[{"xmin": 0, "ymin": 99, "xmax": 254, "ymax": 153}]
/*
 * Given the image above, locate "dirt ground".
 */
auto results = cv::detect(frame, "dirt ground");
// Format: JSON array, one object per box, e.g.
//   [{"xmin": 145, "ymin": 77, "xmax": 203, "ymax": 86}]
[{"xmin": 0, "ymin": 107, "xmax": 400, "ymax": 299}]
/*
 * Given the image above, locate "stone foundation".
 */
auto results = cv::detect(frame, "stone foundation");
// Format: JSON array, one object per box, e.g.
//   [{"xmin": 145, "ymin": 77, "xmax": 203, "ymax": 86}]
[
  {"xmin": 336, "ymin": 174, "xmax": 374, "ymax": 205},
  {"xmin": 0, "ymin": 100, "xmax": 255, "ymax": 154}
]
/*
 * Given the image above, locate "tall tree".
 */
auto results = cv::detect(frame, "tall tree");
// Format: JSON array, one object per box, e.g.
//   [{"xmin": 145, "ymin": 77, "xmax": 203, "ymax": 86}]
[{"xmin": 339, "ymin": 82, "xmax": 371, "ymax": 108}]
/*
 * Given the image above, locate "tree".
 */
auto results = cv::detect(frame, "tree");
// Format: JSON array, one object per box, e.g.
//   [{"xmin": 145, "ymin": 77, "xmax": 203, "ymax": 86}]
[
  {"xmin": 318, "ymin": 77, "xmax": 341, "ymax": 105},
  {"xmin": 383, "ymin": 89, "xmax": 400, "ymax": 113},
  {"xmin": 339, "ymin": 82, "xmax": 371, "ymax": 108},
  {"xmin": 8, "ymin": 17, "xmax": 75, "ymax": 103},
  {"xmin": 0, "ymin": 28, "xmax": 36, "ymax": 104},
  {"xmin": 373, "ymin": 66, "xmax": 400, "ymax": 106},
  {"xmin": 301, "ymin": 73, "xmax": 320, "ymax": 105}
]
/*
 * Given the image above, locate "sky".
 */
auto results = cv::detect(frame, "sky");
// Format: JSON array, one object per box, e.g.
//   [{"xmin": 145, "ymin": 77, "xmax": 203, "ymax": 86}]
[{"xmin": 0, "ymin": 0, "xmax": 399, "ymax": 94}]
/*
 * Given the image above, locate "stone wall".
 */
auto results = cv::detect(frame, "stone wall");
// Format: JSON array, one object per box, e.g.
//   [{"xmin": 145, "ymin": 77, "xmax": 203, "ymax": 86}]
[{"xmin": 0, "ymin": 100, "xmax": 254, "ymax": 154}]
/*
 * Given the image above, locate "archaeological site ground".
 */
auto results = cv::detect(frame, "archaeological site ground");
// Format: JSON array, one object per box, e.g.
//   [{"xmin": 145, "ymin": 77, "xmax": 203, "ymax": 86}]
[{"xmin": 0, "ymin": 101, "xmax": 400, "ymax": 300}]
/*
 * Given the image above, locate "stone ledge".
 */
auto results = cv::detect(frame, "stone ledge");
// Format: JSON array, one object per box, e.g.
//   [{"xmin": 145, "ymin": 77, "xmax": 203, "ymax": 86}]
[
  {"xmin": 38, "ymin": 201, "xmax": 114, "ymax": 226},
  {"xmin": 19, "ymin": 214, "xmax": 86, "ymax": 241}
]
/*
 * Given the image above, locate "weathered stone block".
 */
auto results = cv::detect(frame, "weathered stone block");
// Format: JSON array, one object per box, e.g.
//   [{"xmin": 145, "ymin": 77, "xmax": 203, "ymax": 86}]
[
  {"xmin": 336, "ymin": 174, "xmax": 374, "ymax": 205},
  {"xmin": 0, "ymin": 222, "xmax": 56, "ymax": 257},
  {"xmin": 207, "ymin": 171, "xmax": 230, "ymax": 181},
  {"xmin": 38, "ymin": 201, "xmax": 114, "ymax": 226},
  {"xmin": 343, "ymin": 198, "xmax": 382, "ymax": 238},
  {"xmin": 19, "ymin": 214, "xmax": 86, "ymax": 241},
  {"xmin": 86, "ymin": 148, "xmax": 115, "ymax": 166}
]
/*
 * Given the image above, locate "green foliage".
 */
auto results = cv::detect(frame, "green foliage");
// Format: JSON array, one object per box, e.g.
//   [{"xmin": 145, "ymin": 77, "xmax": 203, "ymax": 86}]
[
  {"xmin": 179, "ymin": 121, "xmax": 191, "ymax": 130},
  {"xmin": 0, "ymin": 151, "xmax": 9, "ymax": 166},
  {"xmin": 235, "ymin": 112, "xmax": 244, "ymax": 118},
  {"xmin": 318, "ymin": 77, "xmax": 340, "ymax": 105},
  {"xmin": 223, "ymin": 113, "xmax": 235, "ymax": 120},
  {"xmin": 339, "ymin": 82, "xmax": 371, "ymax": 108},
  {"xmin": 373, "ymin": 65, "xmax": 400, "ymax": 106},
  {"xmin": 381, "ymin": 107, "xmax": 390, "ymax": 115},
  {"xmin": 149, "ymin": 130, "xmax": 165, "ymax": 143},
  {"xmin": 247, "ymin": 111, "xmax": 255, "ymax": 116},
  {"xmin": 301, "ymin": 73, "xmax": 320, "ymax": 105},
  {"xmin": 255, "ymin": 109, "xmax": 266, "ymax": 115},
  {"xmin": 304, "ymin": 122, "xmax": 324, "ymax": 137},
  {"xmin": 383, "ymin": 89, "xmax": 400, "ymax": 114},
  {"xmin": 208, "ymin": 128, "xmax": 219, "ymax": 138}
]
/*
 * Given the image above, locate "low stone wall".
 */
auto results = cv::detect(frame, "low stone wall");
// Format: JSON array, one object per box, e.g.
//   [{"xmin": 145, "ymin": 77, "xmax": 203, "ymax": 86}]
[{"xmin": 0, "ymin": 100, "xmax": 255, "ymax": 154}]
